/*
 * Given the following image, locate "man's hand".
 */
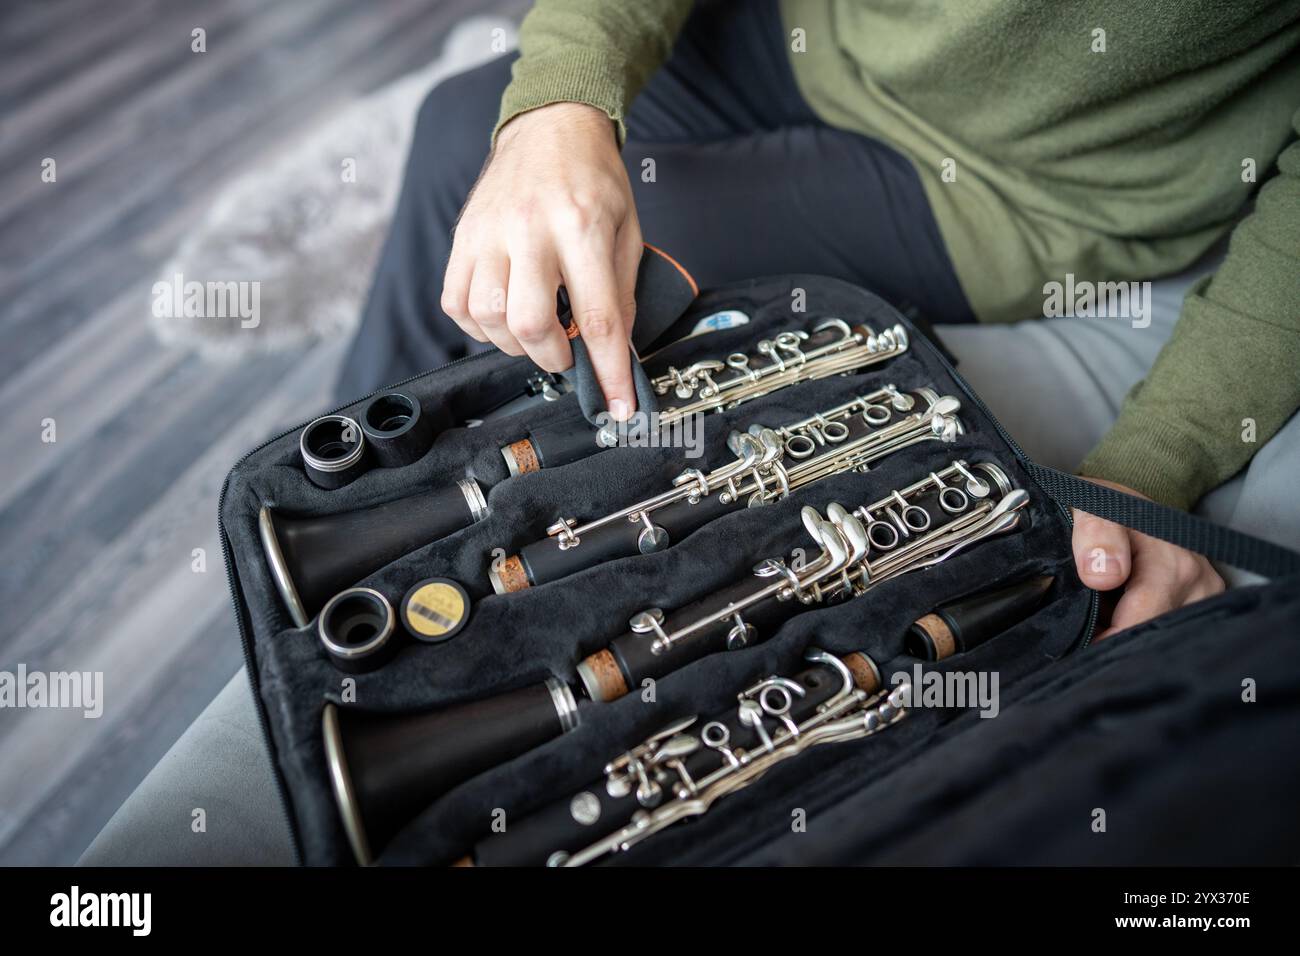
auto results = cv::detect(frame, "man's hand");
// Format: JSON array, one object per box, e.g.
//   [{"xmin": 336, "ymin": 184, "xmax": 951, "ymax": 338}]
[
  {"xmin": 441, "ymin": 102, "xmax": 642, "ymax": 420},
  {"xmin": 1072, "ymin": 476, "xmax": 1225, "ymax": 640}
]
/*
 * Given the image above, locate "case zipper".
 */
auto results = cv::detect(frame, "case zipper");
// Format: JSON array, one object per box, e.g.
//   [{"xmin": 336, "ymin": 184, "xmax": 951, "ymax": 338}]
[{"xmin": 216, "ymin": 349, "xmax": 497, "ymax": 864}]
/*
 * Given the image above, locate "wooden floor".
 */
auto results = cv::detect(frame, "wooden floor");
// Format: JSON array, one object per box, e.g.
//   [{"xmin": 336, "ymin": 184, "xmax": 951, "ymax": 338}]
[{"xmin": 0, "ymin": 0, "xmax": 514, "ymax": 865}]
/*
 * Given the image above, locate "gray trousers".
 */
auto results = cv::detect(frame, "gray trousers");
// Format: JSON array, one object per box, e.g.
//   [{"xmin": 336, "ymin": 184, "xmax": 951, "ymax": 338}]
[{"xmin": 79, "ymin": 246, "xmax": 1300, "ymax": 865}]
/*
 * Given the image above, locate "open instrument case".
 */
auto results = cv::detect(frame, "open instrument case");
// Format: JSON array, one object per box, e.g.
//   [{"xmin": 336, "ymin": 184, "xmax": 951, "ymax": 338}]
[{"xmin": 220, "ymin": 273, "xmax": 1101, "ymax": 866}]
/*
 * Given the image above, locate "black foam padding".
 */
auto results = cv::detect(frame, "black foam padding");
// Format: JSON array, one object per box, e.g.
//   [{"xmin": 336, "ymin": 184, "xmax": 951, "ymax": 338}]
[
  {"xmin": 731, "ymin": 576, "xmax": 1300, "ymax": 866},
  {"xmin": 220, "ymin": 274, "xmax": 1093, "ymax": 866}
]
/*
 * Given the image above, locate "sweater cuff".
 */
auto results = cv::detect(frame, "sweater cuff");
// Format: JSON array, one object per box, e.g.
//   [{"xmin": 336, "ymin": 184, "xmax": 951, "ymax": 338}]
[
  {"xmin": 494, "ymin": 49, "xmax": 631, "ymax": 148},
  {"xmin": 1078, "ymin": 411, "xmax": 1223, "ymax": 511}
]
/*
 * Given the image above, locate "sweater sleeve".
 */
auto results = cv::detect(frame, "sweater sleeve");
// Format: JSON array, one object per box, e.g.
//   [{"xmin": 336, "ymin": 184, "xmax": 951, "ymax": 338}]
[
  {"xmin": 1080, "ymin": 107, "xmax": 1300, "ymax": 511},
  {"xmin": 493, "ymin": 0, "xmax": 695, "ymax": 147}
]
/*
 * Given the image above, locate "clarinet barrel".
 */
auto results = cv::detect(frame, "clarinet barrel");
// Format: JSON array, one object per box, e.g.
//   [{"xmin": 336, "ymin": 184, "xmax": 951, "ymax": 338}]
[
  {"xmin": 324, "ymin": 678, "xmax": 579, "ymax": 865},
  {"xmin": 260, "ymin": 479, "xmax": 488, "ymax": 628},
  {"xmin": 501, "ymin": 413, "xmax": 602, "ymax": 477}
]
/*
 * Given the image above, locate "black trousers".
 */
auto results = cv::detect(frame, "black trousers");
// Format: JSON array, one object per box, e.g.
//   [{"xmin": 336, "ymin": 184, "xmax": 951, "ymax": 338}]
[{"xmin": 337, "ymin": 0, "xmax": 973, "ymax": 400}]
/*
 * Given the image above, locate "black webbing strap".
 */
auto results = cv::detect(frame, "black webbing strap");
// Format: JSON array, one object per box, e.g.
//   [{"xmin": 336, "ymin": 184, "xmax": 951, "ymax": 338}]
[{"xmin": 1024, "ymin": 461, "xmax": 1300, "ymax": 578}]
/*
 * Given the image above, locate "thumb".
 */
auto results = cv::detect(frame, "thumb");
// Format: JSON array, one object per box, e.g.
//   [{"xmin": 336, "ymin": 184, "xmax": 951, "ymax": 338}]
[{"xmin": 1072, "ymin": 509, "xmax": 1132, "ymax": 591}]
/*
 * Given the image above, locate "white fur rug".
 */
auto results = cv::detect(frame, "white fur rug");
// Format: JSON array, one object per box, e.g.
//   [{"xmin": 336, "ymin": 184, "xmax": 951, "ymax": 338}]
[{"xmin": 150, "ymin": 17, "xmax": 516, "ymax": 357}]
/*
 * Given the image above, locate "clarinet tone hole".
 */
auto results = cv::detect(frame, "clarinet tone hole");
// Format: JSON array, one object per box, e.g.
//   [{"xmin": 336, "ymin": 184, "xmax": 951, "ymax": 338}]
[
  {"xmin": 867, "ymin": 521, "xmax": 900, "ymax": 550},
  {"xmin": 939, "ymin": 487, "xmax": 969, "ymax": 514},
  {"xmin": 785, "ymin": 434, "xmax": 816, "ymax": 459},
  {"xmin": 822, "ymin": 421, "xmax": 850, "ymax": 442},
  {"xmin": 863, "ymin": 405, "xmax": 891, "ymax": 426},
  {"xmin": 759, "ymin": 685, "xmax": 793, "ymax": 716},
  {"xmin": 701, "ymin": 722, "xmax": 729, "ymax": 747},
  {"xmin": 903, "ymin": 506, "xmax": 931, "ymax": 532}
]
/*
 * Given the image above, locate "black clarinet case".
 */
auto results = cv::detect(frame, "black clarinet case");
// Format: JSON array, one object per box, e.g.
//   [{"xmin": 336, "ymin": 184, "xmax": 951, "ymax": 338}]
[{"xmin": 216, "ymin": 271, "xmax": 1293, "ymax": 866}]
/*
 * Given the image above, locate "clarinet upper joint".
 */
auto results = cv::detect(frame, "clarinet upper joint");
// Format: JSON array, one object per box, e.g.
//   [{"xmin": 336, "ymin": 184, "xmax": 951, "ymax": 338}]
[
  {"xmin": 496, "ymin": 385, "xmax": 965, "ymax": 594},
  {"xmin": 651, "ymin": 317, "xmax": 910, "ymax": 420}
]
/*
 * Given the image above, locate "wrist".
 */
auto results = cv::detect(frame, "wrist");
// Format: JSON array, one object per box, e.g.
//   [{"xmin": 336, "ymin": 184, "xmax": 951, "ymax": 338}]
[
  {"xmin": 1080, "ymin": 414, "xmax": 1217, "ymax": 511},
  {"xmin": 496, "ymin": 101, "xmax": 615, "ymax": 150}
]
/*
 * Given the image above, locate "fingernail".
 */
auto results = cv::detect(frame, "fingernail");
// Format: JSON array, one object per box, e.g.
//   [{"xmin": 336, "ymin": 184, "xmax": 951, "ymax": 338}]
[{"xmin": 609, "ymin": 398, "xmax": 629, "ymax": 421}]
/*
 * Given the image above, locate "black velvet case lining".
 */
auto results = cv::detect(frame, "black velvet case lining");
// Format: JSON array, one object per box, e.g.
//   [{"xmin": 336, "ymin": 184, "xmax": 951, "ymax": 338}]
[{"xmin": 219, "ymin": 275, "xmax": 1093, "ymax": 866}]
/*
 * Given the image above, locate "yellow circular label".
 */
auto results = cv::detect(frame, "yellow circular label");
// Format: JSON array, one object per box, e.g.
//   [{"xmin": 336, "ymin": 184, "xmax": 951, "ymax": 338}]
[{"xmin": 404, "ymin": 582, "xmax": 467, "ymax": 638}]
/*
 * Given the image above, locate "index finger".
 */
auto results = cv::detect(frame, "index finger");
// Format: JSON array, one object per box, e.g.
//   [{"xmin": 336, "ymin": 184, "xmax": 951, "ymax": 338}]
[{"xmin": 557, "ymin": 234, "xmax": 636, "ymax": 420}]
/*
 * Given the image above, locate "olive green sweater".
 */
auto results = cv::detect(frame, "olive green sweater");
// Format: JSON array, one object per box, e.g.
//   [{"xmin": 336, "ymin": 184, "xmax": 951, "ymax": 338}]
[{"xmin": 495, "ymin": 0, "xmax": 1300, "ymax": 510}]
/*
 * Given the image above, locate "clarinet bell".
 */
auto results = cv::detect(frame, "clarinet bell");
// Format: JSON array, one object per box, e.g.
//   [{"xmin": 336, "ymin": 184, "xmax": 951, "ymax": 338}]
[
  {"xmin": 323, "ymin": 678, "xmax": 580, "ymax": 865},
  {"xmin": 259, "ymin": 478, "xmax": 489, "ymax": 628}
]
